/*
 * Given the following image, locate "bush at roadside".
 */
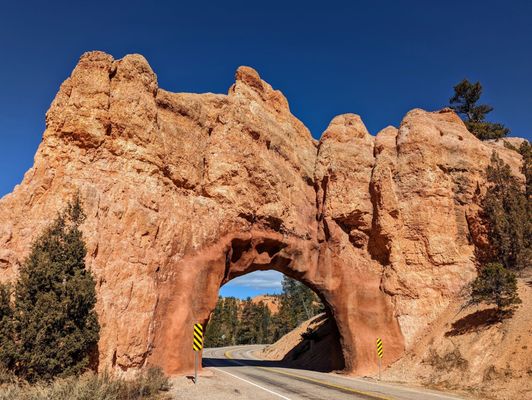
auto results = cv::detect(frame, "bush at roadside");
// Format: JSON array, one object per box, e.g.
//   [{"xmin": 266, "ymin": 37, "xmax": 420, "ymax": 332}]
[{"xmin": 0, "ymin": 367, "xmax": 171, "ymax": 400}]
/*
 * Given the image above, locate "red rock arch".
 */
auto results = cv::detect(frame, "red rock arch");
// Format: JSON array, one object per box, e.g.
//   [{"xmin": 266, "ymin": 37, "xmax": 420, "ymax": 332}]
[
  {"xmin": 1, "ymin": 51, "xmax": 516, "ymax": 377},
  {"xmin": 148, "ymin": 230, "xmax": 404, "ymax": 375}
]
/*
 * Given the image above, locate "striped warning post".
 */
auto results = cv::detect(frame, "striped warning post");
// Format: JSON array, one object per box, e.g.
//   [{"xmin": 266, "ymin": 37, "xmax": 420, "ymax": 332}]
[
  {"xmin": 193, "ymin": 323, "xmax": 203, "ymax": 351},
  {"xmin": 376, "ymin": 337, "xmax": 383, "ymax": 358}
]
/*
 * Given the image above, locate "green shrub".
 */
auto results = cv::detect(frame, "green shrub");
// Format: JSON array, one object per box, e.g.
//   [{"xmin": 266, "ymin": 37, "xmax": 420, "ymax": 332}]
[
  {"xmin": 301, "ymin": 326, "xmax": 320, "ymax": 341},
  {"xmin": 470, "ymin": 263, "xmax": 521, "ymax": 314},
  {"xmin": 0, "ymin": 194, "xmax": 100, "ymax": 382},
  {"xmin": 0, "ymin": 285, "xmax": 15, "ymax": 372}
]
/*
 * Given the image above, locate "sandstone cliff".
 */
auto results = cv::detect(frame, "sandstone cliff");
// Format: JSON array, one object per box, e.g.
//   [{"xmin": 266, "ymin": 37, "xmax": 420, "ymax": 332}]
[{"xmin": 0, "ymin": 51, "xmax": 526, "ymax": 378}]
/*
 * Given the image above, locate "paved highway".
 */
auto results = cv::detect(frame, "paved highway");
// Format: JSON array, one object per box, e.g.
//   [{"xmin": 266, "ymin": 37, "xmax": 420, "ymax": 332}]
[{"xmin": 202, "ymin": 345, "xmax": 466, "ymax": 400}]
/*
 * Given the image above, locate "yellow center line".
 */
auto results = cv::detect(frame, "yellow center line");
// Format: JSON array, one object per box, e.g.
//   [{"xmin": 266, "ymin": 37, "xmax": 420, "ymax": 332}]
[{"xmin": 224, "ymin": 350, "xmax": 394, "ymax": 400}]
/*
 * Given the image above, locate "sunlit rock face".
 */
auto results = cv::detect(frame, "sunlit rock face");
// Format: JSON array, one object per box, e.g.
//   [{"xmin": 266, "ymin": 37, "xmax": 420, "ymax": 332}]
[{"xmin": 0, "ymin": 51, "xmax": 524, "ymax": 376}]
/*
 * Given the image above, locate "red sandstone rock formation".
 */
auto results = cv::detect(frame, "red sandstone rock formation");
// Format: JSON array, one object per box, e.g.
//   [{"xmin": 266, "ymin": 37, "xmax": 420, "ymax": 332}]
[
  {"xmin": 250, "ymin": 295, "xmax": 280, "ymax": 314},
  {"xmin": 0, "ymin": 51, "xmax": 525, "ymax": 377}
]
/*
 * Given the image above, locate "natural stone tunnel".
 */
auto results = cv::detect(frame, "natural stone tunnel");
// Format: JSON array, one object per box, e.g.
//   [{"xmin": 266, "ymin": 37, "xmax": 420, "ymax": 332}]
[
  {"xmin": 204, "ymin": 240, "xmax": 347, "ymax": 372},
  {"xmin": 0, "ymin": 51, "xmax": 524, "ymax": 377},
  {"xmin": 149, "ymin": 230, "xmax": 403, "ymax": 375}
]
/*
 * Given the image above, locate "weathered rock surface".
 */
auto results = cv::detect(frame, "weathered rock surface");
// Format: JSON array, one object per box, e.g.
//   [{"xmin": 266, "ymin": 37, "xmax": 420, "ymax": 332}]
[{"xmin": 0, "ymin": 51, "xmax": 525, "ymax": 377}]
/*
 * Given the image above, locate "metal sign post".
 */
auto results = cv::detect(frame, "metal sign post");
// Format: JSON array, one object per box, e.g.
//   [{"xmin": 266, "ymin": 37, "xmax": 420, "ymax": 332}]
[
  {"xmin": 194, "ymin": 352, "xmax": 198, "ymax": 384},
  {"xmin": 376, "ymin": 337, "xmax": 383, "ymax": 380},
  {"xmin": 193, "ymin": 323, "xmax": 204, "ymax": 384}
]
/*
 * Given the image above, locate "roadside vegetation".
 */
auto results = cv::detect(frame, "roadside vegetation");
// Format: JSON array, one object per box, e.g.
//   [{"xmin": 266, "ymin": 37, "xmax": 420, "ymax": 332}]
[
  {"xmin": 0, "ymin": 366, "xmax": 170, "ymax": 400},
  {"xmin": 0, "ymin": 195, "xmax": 171, "ymax": 399},
  {"xmin": 468, "ymin": 148, "xmax": 530, "ymax": 316},
  {"xmin": 482, "ymin": 152, "xmax": 530, "ymax": 272},
  {"xmin": 205, "ymin": 276, "xmax": 323, "ymax": 347},
  {"xmin": 470, "ymin": 263, "xmax": 521, "ymax": 315}
]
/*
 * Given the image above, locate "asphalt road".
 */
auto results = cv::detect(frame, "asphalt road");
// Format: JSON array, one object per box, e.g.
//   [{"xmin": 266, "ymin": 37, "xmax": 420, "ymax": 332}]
[{"xmin": 202, "ymin": 345, "xmax": 466, "ymax": 400}]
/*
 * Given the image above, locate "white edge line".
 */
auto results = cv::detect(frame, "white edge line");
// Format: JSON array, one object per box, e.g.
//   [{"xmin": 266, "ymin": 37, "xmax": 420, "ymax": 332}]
[
  {"xmin": 210, "ymin": 366, "xmax": 292, "ymax": 400},
  {"xmin": 229, "ymin": 347, "xmax": 463, "ymax": 400}
]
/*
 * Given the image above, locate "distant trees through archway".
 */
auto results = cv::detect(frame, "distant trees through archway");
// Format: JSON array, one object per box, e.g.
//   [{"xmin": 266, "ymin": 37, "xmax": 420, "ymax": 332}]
[
  {"xmin": 203, "ymin": 270, "xmax": 346, "ymax": 372},
  {"xmin": 205, "ymin": 274, "xmax": 323, "ymax": 348}
]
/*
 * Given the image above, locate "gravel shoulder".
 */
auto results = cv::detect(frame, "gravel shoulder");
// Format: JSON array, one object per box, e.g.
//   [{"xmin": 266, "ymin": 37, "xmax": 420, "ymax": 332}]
[{"xmin": 169, "ymin": 372, "xmax": 279, "ymax": 400}]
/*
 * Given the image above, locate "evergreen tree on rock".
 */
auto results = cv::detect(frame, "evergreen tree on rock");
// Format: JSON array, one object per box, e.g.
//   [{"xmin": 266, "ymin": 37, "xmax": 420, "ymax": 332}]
[
  {"xmin": 450, "ymin": 79, "xmax": 509, "ymax": 140},
  {"xmin": 482, "ymin": 152, "xmax": 531, "ymax": 271}
]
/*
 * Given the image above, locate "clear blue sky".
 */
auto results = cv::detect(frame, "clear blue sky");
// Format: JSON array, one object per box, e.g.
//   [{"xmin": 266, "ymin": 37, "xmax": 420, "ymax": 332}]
[{"xmin": 1, "ymin": 1, "xmax": 531, "ymax": 297}]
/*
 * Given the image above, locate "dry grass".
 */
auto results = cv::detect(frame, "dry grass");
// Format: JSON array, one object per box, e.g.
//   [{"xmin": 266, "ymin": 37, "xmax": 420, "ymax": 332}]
[
  {"xmin": 424, "ymin": 348, "xmax": 469, "ymax": 373},
  {"xmin": 0, "ymin": 367, "xmax": 171, "ymax": 400}
]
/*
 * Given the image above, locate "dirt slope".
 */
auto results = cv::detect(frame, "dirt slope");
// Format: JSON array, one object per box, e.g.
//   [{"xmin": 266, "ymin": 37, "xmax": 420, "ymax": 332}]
[
  {"xmin": 384, "ymin": 278, "xmax": 531, "ymax": 400},
  {"xmin": 259, "ymin": 313, "xmax": 344, "ymax": 372},
  {"xmin": 258, "ymin": 280, "xmax": 531, "ymax": 400}
]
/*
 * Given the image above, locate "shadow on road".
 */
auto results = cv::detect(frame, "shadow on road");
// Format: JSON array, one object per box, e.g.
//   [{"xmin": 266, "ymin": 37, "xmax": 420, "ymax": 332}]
[
  {"xmin": 203, "ymin": 357, "xmax": 289, "ymax": 368},
  {"xmin": 203, "ymin": 355, "xmax": 344, "ymax": 373}
]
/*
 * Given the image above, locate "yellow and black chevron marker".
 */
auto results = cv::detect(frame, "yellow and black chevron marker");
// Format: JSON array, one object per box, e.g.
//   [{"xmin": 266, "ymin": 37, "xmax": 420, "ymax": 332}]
[
  {"xmin": 193, "ymin": 323, "xmax": 203, "ymax": 351},
  {"xmin": 376, "ymin": 337, "xmax": 383, "ymax": 358}
]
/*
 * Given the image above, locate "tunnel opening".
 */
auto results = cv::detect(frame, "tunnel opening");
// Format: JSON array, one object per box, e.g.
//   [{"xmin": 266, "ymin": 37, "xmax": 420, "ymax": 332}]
[
  {"xmin": 148, "ymin": 231, "xmax": 360, "ymax": 376},
  {"xmin": 202, "ymin": 235, "xmax": 346, "ymax": 373}
]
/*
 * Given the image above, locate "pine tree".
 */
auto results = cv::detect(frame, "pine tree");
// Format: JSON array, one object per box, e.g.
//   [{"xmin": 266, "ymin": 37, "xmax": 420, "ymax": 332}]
[
  {"xmin": 270, "ymin": 277, "xmax": 323, "ymax": 340},
  {"xmin": 204, "ymin": 296, "xmax": 243, "ymax": 347},
  {"xmin": 519, "ymin": 141, "xmax": 532, "ymax": 199},
  {"xmin": 482, "ymin": 152, "xmax": 531, "ymax": 270},
  {"xmin": 237, "ymin": 299, "xmax": 257, "ymax": 344},
  {"xmin": 205, "ymin": 297, "xmax": 224, "ymax": 347},
  {"xmin": 0, "ymin": 284, "xmax": 15, "ymax": 370},
  {"xmin": 11, "ymin": 194, "xmax": 100, "ymax": 382},
  {"xmin": 450, "ymin": 79, "xmax": 509, "ymax": 140},
  {"xmin": 281, "ymin": 277, "xmax": 321, "ymax": 326},
  {"xmin": 471, "ymin": 263, "xmax": 521, "ymax": 314},
  {"xmin": 255, "ymin": 301, "xmax": 271, "ymax": 344},
  {"xmin": 274, "ymin": 296, "xmax": 293, "ymax": 339},
  {"xmin": 222, "ymin": 297, "xmax": 239, "ymax": 346}
]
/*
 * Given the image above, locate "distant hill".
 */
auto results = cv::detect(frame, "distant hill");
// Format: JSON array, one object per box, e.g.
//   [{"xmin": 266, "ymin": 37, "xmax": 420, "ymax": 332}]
[{"xmin": 251, "ymin": 295, "xmax": 280, "ymax": 314}]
